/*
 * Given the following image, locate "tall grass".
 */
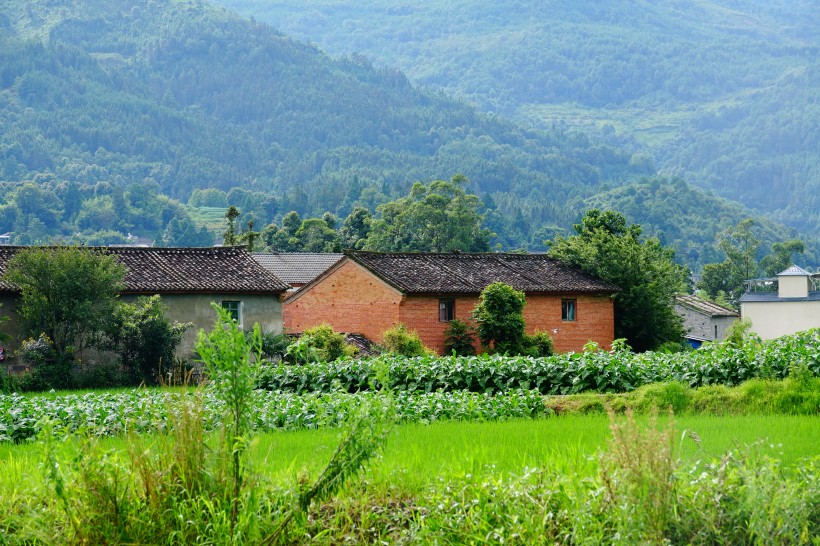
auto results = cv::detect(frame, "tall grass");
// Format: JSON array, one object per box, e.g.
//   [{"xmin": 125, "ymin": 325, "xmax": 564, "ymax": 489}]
[{"xmin": 3, "ymin": 307, "xmax": 394, "ymax": 545}]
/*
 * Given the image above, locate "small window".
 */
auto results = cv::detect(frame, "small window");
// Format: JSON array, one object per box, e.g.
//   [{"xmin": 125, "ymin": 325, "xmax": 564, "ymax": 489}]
[
  {"xmin": 439, "ymin": 298, "xmax": 455, "ymax": 322},
  {"xmin": 561, "ymin": 299, "xmax": 576, "ymax": 321},
  {"xmin": 221, "ymin": 300, "xmax": 242, "ymax": 326}
]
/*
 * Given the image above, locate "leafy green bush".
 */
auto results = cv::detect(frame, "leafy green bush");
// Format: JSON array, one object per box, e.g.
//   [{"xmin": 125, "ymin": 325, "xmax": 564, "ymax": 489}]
[
  {"xmin": 17, "ymin": 334, "xmax": 74, "ymax": 391},
  {"xmin": 443, "ymin": 319, "xmax": 476, "ymax": 356},
  {"xmin": 381, "ymin": 324, "xmax": 430, "ymax": 357},
  {"xmin": 104, "ymin": 295, "xmax": 191, "ymax": 385},
  {"xmin": 258, "ymin": 328, "xmax": 820, "ymax": 396},
  {"xmin": 522, "ymin": 330, "xmax": 554, "ymax": 357},
  {"xmin": 472, "ymin": 282, "xmax": 527, "ymax": 354}
]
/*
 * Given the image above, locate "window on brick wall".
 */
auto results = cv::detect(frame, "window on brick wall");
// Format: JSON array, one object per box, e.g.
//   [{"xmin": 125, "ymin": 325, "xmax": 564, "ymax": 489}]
[
  {"xmin": 439, "ymin": 298, "xmax": 455, "ymax": 322},
  {"xmin": 561, "ymin": 299, "xmax": 576, "ymax": 321}
]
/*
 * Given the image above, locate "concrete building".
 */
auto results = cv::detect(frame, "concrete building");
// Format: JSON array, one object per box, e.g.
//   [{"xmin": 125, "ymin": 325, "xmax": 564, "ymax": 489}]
[
  {"xmin": 0, "ymin": 246, "xmax": 289, "ymax": 361},
  {"xmin": 674, "ymin": 294, "xmax": 739, "ymax": 348},
  {"xmin": 285, "ymin": 251, "xmax": 619, "ymax": 354},
  {"xmin": 740, "ymin": 265, "xmax": 820, "ymax": 339}
]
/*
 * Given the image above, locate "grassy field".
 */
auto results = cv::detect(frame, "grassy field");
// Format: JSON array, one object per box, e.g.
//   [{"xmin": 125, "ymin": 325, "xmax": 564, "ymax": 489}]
[{"xmin": 4, "ymin": 413, "xmax": 817, "ymax": 496}]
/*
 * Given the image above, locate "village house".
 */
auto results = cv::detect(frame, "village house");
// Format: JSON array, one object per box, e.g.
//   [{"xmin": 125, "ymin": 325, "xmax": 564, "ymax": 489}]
[
  {"xmin": 0, "ymin": 246, "xmax": 290, "ymax": 359},
  {"xmin": 674, "ymin": 293, "xmax": 739, "ymax": 348},
  {"xmin": 284, "ymin": 251, "xmax": 619, "ymax": 354},
  {"xmin": 740, "ymin": 265, "xmax": 820, "ymax": 339}
]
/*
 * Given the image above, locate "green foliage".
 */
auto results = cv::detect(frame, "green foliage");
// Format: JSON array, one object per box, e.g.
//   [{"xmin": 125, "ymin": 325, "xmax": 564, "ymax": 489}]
[
  {"xmin": 584, "ymin": 177, "xmax": 815, "ymax": 270},
  {"xmin": 600, "ymin": 410, "xmax": 677, "ymax": 542},
  {"xmin": 0, "ymin": 302, "xmax": 10, "ymax": 344},
  {"xmin": 225, "ymin": 0, "xmax": 820, "ymax": 239},
  {"xmin": 223, "ymin": 205, "xmax": 241, "ymax": 246},
  {"xmin": 285, "ymin": 324, "xmax": 354, "ymax": 364},
  {"xmin": 443, "ymin": 319, "xmax": 476, "ymax": 356},
  {"xmin": 256, "ymin": 329, "xmax": 820, "ymax": 397},
  {"xmin": 698, "ymin": 219, "xmax": 761, "ymax": 303},
  {"xmin": 104, "ymin": 296, "xmax": 191, "ymax": 385},
  {"xmin": 472, "ymin": 282, "xmax": 527, "ymax": 354},
  {"xmin": 381, "ymin": 324, "xmax": 430, "ymax": 357},
  {"xmin": 17, "ymin": 334, "xmax": 73, "ymax": 391},
  {"xmin": 760, "ymin": 239, "xmax": 805, "ymax": 277},
  {"xmin": 724, "ymin": 317, "xmax": 753, "ymax": 348},
  {"xmin": 549, "ymin": 209, "xmax": 687, "ymax": 351},
  {"xmin": 2, "ymin": 246, "xmax": 125, "ymax": 361},
  {"xmin": 364, "ymin": 175, "xmax": 492, "ymax": 252},
  {"xmin": 160, "ymin": 216, "xmax": 214, "ymax": 247},
  {"xmin": 522, "ymin": 330, "xmax": 554, "ymax": 357}
]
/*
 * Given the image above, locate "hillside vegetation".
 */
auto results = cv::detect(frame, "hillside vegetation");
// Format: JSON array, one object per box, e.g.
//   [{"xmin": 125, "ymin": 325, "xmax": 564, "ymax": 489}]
[
  {"xmin": 0, "ymin": 0, "xmax": 649, "ymax": 248},
  {"xmin": 219, "ymin": 0, "xmax": 820, "ymax": 234},
  {"xmin": 0, "ymin": 0, "xmax": 814, "ymax": 264}
]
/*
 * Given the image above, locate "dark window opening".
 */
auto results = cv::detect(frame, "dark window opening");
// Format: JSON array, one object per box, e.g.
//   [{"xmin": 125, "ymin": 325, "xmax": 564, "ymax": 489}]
[
  {"xmin": 439, "ymin": 299, "xmax": 455, "ymax": 322},
  {"xmin": 561, "ymin": 299, "xmax": 576, "ymax": 321}
]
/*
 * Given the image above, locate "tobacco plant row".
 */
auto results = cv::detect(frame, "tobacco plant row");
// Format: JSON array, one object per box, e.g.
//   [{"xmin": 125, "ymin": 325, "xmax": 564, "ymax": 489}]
[
  {"xmin": 257, "ymin": 329, "xmax": 820, "ymax": 395},
  {"xmin": 0, "ymin": 389, "xmax": 546, "ymax": 444}
]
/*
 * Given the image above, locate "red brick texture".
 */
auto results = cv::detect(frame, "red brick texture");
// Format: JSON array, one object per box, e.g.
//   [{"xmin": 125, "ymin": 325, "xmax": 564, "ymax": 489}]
[
  {"xmin": 284, "ymin": 260, "xmax": 403, "ymax": 343},
  {"xmin": 285, "ymin": 260, "xmax": 615, "ymax": 354}
]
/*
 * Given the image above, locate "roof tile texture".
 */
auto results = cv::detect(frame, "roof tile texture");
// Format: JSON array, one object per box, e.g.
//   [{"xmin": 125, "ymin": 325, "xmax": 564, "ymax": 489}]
[
  {"xmin": 0, "ymin": 246, "xmax": 289, "ymax": 294},
  {"xmin": 253, "ymin": 253, "xmax": 343, "ymax": 285},
  {"xmin": 348, "ymin": 251, "xmax": 619, "ymax": 294}
]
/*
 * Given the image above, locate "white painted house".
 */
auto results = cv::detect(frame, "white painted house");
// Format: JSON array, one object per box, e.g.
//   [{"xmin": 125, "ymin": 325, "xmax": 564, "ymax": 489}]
[{"xmin": 740, "ymin": 265, "xmax": 820, "ymax": 339}]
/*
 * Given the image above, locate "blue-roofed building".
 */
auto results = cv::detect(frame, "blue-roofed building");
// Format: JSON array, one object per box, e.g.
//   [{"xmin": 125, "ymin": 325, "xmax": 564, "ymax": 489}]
[{"xmin": 740, "ymin": 265, "xmax": 820, "ymax": 339}]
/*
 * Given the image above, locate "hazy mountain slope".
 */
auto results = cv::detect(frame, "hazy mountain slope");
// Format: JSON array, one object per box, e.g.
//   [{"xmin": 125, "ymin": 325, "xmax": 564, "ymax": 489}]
[
  {"xmin": 218, "ymin": 0, "xmax": 820, "ymax": 233},
  {"xmin": 0, "ymin": 0, "xmax": 653, "ymax": 245}
]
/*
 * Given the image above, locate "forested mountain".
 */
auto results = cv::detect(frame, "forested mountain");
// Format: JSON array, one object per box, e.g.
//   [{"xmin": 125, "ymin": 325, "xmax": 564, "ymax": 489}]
[
  {"xmin": 0, "ymin": 0, "xmax": 656, "ymax": 248},
  {"xmin": 584, "ymin": 177, "xmax": 817, "ymax": 270},
  {"xmin": 0, "ymin": 0, "xmax": 814, "ymax": 267},
  {"xmin": 218, "ymin": 0, "xmax": 820, "ymax": 233}
]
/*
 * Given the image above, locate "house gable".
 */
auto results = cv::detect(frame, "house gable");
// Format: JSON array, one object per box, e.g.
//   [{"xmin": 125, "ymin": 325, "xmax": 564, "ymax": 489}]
[{"xmin": 284, "ymin": 258, "xmax": 403, "ymax": 343}]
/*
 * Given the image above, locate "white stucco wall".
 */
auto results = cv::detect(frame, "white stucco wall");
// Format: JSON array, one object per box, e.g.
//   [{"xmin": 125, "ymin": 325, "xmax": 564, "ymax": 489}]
[
  {"xmin": 122, "ymin": 293, "xmax": 283, "ymax": 357},
  {"xmin": 779, "ymin": 276, "xmax": 810, "ymax": 298},
  {"xmin": 741, "ymin": 300, "xmax": 820, "ymax": 339}
]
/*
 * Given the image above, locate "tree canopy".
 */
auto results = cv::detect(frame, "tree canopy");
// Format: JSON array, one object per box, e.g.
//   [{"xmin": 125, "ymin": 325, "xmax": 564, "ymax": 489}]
[
  {"xmin": 364, "ymin": 175, "xmax": 492, "ymax": 252},
  {"xmin": 549, "ymin": 209, "xmax": 688, "ymax": 352},
  {"xmin": 3, "ymin": 246, "xmax": 125, "ymax": 358}
]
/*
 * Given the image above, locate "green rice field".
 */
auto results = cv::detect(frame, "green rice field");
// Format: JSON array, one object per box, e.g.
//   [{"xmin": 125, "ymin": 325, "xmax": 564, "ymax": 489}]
[{"xmin": 3, "ymin": 413, "xmax": 817, "ymax": 496}]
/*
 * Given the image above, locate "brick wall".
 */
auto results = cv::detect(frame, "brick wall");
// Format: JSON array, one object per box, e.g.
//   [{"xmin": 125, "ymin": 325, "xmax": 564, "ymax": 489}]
[
  {"xmin": 284, "ymin": 259, "xmax": 403, "ymax": 343},
  {"xmin": 523, "ymin": 294, "xmax": 615, "ymax": 352},
  {"xmin": 285, "ymin": 260, "xmax": 616, "ymax": 354},
  {"xmin": 399, "ymin": 295, "xmax": 480, "ymax": 354},
  {"xmin": 402, "ymin": 293, "xmax": 614, "ymax": 354}
]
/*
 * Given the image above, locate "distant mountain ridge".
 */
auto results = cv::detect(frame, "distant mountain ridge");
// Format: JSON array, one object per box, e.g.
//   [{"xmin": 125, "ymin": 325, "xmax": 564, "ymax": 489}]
[
  {"xmin": 217, "ymin": 0, "xmax": 820, "ymax": 234},
  {"xmin": 0, "ymin": 0, "xmax": 814, "ymax": 267}
]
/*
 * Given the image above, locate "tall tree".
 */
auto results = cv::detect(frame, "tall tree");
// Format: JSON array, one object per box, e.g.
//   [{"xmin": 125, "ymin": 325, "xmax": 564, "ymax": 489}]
[
  {"xmin": 364, "ymin": 175, "xmax": 492, "ymax": 252},
  {"xmin": 697, "ymin": 219, "xmax": 761, "ymax": 303},
  {"xmin": 472, "ymin": 282, "xmax": 527, "ymax": 354},
  {"xmin": 549, "ymin": 209, "xmax": 687, "ymax": 352},
  {"xmin": 760, "ymin": 239, "xmax": 805, "ymax": 277},
  {"xmin": 223, "ymin": 206, "xmax": 241, "ymax": 246},
  {"xmin": 3, "ymin": 246, "xmax": 125, "ymax": 360}
]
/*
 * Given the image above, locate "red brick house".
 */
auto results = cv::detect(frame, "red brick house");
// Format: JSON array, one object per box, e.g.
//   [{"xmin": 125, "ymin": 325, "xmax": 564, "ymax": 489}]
[{"xmin": 284, "ymin": 251, "xmax": 618, "ymax": 354}]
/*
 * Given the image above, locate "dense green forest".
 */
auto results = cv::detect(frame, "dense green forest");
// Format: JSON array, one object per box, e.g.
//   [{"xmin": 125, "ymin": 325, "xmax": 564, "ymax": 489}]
[
  {"xmin": 218, "ymin": 0, "xmax": 820, "ymax": 234},
  {"xmin": 0, "ymin": 0, "xmax": 815, "ymax": 270}
]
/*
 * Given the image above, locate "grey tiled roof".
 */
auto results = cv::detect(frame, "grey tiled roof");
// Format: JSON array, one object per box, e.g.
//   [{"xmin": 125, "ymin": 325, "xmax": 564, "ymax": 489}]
[
  {"xmin": 0, "ymin": 246, "xmax": 289, "ymax": 294},
  {"xmin": 675, "ymin": 294, "xmax": 739, "ymax": 317},
  {"xmin": 347, "ymin": 251, "xmax": 619, "ymax": 294},
  {"xmin": 253, "ymin": 253, "xmax": 343, "ymax": 285},
  {"xmin": 740, "ymin": 291, "xmax": 820, "ymax": 303},
  {"xmin": 778, "ymin": 265, "xmax": 812, "ymax": 276}
]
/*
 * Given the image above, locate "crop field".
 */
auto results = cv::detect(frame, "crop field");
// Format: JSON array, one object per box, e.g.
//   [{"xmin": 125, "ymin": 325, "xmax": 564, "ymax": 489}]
[{"xmin": 1, "ymin": 329, "xmax": 818, "ymax": 544}]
